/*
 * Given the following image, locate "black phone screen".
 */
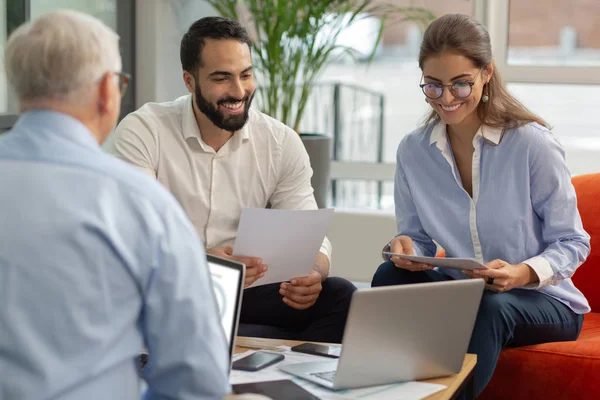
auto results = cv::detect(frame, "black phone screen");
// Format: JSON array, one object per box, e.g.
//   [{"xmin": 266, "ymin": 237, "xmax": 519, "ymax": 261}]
[
  {"xmin": 290, "ymin": 343, "xmax": 341, "ymax": 359},
  {"xmin": 233, "ymin": 379, "xmax": 319, "ymax": 399},
  {"xmin": 232, "ymin": 351, "xmax": 285, "ymax": 371}
]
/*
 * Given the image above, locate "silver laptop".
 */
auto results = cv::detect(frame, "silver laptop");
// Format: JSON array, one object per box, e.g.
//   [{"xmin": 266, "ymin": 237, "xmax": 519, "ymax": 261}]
[
  {"xmin": 207, "ymin": 254, "xmax": 245, "ymax": 361},
  {"xmin": 279, "ymin": 279, "xmax": 484, "ymax": 390}
]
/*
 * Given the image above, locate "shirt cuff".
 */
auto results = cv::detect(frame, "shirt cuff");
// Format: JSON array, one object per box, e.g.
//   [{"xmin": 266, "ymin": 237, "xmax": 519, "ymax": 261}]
[
  {"xmin": 522, "ymin": 256, "xmax": 556, "ymax": 289},
  {"xmin": 319, "ymin": 236, "xmax": 332, "ymax": 263},
  {"xmin": 412, "ymin": 244, "xmax": 425, "ymax": 257}
]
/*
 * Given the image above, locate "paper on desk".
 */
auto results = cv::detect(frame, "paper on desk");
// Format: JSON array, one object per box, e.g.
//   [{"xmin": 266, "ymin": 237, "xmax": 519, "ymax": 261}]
[
  {"xmin": 234, "ymin": 208, "xmax": 334, "ymax": 287},
  {"xmin": 303, "ymin": 380, "xmax": 446, "ymax": 400},
  {"xmin": 230, "ymin": 348, "xmax": 446, "ymax": 400},
  {"xmin": 383, "ymin": 252, "xmax": 488, "ymax": 271}
]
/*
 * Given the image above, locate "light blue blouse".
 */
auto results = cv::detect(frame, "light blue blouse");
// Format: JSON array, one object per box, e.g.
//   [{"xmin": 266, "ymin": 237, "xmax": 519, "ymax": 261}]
[{"xmin": 394, "ymin": 120, "xmax": 591, "ymax": 314}]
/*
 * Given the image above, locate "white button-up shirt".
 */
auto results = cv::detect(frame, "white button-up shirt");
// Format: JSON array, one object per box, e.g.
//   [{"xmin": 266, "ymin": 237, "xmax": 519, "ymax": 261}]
[{"xmin": 106, "ymin": 95, "xmax": 331, "ymax": 260}]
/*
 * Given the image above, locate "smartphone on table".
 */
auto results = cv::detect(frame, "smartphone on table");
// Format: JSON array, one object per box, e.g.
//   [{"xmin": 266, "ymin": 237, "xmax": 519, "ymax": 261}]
[
  {"xmin": 233, "ymin": 379, "xmax": 319, "ymax": 399},
  {"xmin": 290, "ymin": 343, "xmax": 341, "ymax": 359},
  {"xmin": 232, "ymin": 351, "xmax": 285, "ymax": 371}
]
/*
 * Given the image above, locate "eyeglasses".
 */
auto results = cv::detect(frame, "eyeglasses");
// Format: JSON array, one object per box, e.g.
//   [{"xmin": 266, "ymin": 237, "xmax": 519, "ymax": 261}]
[
  {"xmin": 114, "ymin": 71, "xmax": 131, "ymax": 98},
  {"xmin": 419, "ymin": 69, "xmax": 483, "ymax": 100}
]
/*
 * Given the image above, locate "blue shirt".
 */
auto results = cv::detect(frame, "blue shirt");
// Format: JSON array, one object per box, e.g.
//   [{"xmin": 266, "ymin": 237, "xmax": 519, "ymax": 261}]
[
  {"xmin": 395, "ymin": 120, "xmax": 591, "ymax": 314},
  {"xmin": 0, "ymin": 111, "xmax": 230, "ymax": 400}
]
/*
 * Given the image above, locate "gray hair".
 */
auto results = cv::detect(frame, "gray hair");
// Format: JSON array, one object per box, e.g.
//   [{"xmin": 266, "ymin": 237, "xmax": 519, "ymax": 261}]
[{"xmin": 3, "ymin": 9, "xmax": 121, "ymax": 104}]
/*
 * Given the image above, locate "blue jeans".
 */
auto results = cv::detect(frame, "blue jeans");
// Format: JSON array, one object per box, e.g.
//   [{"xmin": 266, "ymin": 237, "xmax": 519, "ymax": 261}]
[{"xmin": 371, "ymin": 261, "xmax": 584, "ymax": 397}]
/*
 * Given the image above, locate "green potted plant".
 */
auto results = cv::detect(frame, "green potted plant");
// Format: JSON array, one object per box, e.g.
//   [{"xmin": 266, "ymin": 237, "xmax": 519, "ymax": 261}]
[{"xmin": 206, "ymin": 0, "xmax": 433, "ymax": 207}]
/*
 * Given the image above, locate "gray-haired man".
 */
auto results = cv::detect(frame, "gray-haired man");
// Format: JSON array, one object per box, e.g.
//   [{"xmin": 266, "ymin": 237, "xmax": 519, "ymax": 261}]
[{"xmin": 0, "ymin": 10, "xmax": 229, "ymax": 400}]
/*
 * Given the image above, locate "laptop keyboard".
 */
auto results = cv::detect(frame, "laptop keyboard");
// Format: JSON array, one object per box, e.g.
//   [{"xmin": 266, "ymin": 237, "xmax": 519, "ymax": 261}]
[{"xmin": 311, "ymin": 370, "xmax": 336, "ymax": 382}]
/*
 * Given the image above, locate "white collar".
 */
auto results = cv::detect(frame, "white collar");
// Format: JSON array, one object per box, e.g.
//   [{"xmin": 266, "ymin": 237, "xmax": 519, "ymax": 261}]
[
  {"xmin": 181, "ymin": 95, "xmax": 250, "ymax": 152},
  {"xmin": 429, "ymin": 119, "xmax": 504, "ymax": 149}
]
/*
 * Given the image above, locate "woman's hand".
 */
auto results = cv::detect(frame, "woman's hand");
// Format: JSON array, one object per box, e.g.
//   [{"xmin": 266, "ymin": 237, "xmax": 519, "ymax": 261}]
[
  {"xmin": 463, "ymin": 259, "xmax": 539, "ymax": 292},
  {"xmin": 387, "ymin": 236, "xmax": 434, "ymax": 272}
]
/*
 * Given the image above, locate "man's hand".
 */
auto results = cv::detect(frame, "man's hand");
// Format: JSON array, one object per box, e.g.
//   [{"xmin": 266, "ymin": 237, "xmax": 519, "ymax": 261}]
[
  {"xmin": 462, "ymin": 259, "xmax": 538, "ymax": 293},
  {"xmin": 207, "ymin": 245, "xmax": 268, "ymax": 288},
  {"xmin": 279, "ymin": 270, "xmax": 323, "ymax": 310},
  {"xmin": 387, "ymin": 236, "xmax": 434, "ymax": 272}
]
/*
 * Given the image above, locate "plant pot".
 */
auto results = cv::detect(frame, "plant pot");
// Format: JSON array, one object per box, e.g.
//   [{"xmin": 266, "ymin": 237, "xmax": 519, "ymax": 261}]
[{"xmin": 300, "ymin": 133, "xmax": 331, "ymax": 209}]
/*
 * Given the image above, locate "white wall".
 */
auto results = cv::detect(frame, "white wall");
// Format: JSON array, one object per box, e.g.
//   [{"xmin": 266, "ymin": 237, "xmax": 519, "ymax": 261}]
[
  {"xmin": 135, "ymin": 0, "xmax": 217, "ymax": 107},
  {"xmin": 327, "ymin": 209, "xmax": 397, "ymax": 283}
]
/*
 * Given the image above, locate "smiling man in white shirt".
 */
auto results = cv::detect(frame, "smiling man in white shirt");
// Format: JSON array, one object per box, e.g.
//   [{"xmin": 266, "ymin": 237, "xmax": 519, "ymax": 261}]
[{"xmin": 106, "ymin": 16, "xmax": 356, "ymax": 343}]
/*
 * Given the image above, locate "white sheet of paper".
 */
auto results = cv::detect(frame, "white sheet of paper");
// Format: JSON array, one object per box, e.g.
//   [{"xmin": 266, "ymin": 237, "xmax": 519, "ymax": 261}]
[
  {"xmin": 383, "ymin": 252, "xmax": 488, "ymax": 270},
  {"xmin": 230, "ymin": 348, "xmax": 447, "ymax": 400},
  {"xmin": 234, "ymin": 208, "xmax": 334, "ymax": 287}
]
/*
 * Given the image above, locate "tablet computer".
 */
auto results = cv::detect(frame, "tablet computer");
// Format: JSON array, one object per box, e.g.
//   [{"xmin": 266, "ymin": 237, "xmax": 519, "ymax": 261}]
[{"xmin": 383, "ymin": 252, "xmax": 488, "ymax": 270}]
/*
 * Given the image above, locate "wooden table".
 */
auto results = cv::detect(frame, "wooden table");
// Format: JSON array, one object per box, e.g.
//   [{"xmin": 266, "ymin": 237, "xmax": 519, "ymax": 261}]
[{"xmin": 234, "ymin": 337, "xmax": 477, "ymax": 400}]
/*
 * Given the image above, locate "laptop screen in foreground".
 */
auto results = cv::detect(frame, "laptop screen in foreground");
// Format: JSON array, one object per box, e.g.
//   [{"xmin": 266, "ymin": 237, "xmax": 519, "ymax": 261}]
[{"xmin": 207, "ymin": 259, "xmax": 243, "ymax": 349}]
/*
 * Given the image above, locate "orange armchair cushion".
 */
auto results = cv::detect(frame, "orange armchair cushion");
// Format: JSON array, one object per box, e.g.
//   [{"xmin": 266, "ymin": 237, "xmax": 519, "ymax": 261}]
[
  {"xmin": 571, "ymin": 174, "xmax": 600, "ymax": 312},
  {"xmin": 480, "ymin": 313, "xmax": 600, "ymax": 399}
]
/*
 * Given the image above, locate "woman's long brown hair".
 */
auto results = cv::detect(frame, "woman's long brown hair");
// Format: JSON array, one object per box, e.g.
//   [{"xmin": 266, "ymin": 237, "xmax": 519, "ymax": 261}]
[{"xmin": 419, "ymin": 13, "xmax": 550, "ymax": 130}]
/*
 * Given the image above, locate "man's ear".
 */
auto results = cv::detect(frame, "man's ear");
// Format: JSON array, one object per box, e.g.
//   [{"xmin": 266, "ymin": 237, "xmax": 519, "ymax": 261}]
[
  {"xmin": 183, "ymin": 71, "xmax": 196, "ymax": 93},
  {"xmin": 97, "ymin": 72, "xmax": 116, "ymax": 114}
]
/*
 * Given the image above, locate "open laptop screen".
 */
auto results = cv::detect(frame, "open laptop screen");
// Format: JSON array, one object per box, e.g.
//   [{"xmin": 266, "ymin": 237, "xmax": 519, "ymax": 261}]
[{"xmin": 207, "ymin": 255, "xmax": 244, "ymax": 357}]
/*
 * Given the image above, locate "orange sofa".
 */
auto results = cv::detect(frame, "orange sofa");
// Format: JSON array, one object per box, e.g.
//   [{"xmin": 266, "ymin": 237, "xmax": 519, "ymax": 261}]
[{"xmin": 480, "ymin": 173, "xmax": 600, "ymax": 399}]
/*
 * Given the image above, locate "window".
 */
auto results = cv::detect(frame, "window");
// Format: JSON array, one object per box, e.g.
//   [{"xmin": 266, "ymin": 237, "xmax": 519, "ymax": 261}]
[
  {"xmin": 0, "ymin": 0, "xmax": 135, "ymax": 132},
  {"xmin": 1, "ymin": 0, "xmax": 26, "ymax": 129},
  {"xmin": 507, "ymin": 1, "xmax": 600, "ymax": 67},
  {"xmin": 483, "ymin": 0, "xmax": 600, "ymax": 175},
  {"xmin": 319, "ymin": 0, "xmax": 474, "ymax": 164},
  {"xmin": 30, "ymin": 0, "xmax": 116, "ymax": 30},
  {"xmin": 486, "ymin": 0, "xmax": 600, "ymax": 84},
  {"xmin": 507, "ymin": 82, "xmax": 600, "ymax": 176},
  {"xmin": 327, "ymin": 0, "xmax": 600, "ymax": 210},
  {"xmin": 315, "ymin": 1, "xmax": 475, "ymax": 209}
]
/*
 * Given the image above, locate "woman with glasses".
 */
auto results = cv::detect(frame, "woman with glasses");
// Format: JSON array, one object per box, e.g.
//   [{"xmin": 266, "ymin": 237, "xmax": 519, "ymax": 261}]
[{"xmin": 371, "ymin": 13, "xmax": 590, "ymax": 397}]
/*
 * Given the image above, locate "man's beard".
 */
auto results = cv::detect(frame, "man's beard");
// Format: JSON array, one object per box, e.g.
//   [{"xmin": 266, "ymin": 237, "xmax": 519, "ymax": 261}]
[{"xmin": 194, "ymin": 83, "xmax": 254, "ymax": 133}]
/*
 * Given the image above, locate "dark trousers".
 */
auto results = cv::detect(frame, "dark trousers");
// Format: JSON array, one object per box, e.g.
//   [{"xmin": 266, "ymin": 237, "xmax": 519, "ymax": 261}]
[
  {"xmin": 240, "ymin": 277, "xmax": 356, "ymax": 343},
  {"xmin": 371, "ymin": 261, "xmax": 584, "ymax": 397}
]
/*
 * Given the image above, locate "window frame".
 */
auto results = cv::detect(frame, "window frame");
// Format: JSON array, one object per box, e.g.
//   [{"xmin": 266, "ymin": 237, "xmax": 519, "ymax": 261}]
[
  {"xmin": 479, "ymin": 0, "xmax": 600, "ymax": 85},
  {"xmin": 0, "ymin": 0, "xmax": 27, "ymax": 130},
  {"xmin": 1, "ymin": 0, "xmax": 136, "ymax": 132}
]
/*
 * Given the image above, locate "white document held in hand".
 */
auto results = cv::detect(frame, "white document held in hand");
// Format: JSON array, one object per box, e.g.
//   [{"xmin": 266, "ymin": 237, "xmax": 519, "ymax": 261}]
[
  {"xmin": 234, "ymin": 208, "xmax": 334, "ymax": 287},
  {"xmin": 382, "ymin": 252, "xmax": 488, "ymax": 270}
]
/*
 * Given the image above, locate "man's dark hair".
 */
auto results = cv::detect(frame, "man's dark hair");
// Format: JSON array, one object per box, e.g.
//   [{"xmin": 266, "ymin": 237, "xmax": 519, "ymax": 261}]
[{"xmin": 180, "ymin": 16, "xmax": 252, "ymax": 73}]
